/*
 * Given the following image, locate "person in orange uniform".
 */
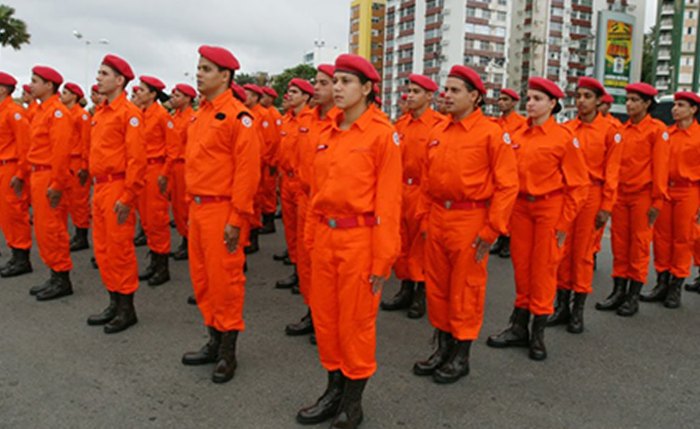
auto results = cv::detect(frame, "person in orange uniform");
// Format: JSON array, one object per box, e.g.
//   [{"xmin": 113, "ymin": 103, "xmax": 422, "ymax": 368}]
[
  {"xmin": 274, "ymin": 78, "xmax": 314, "ymax": 290},
  {"xmin": 598, "ymin": 93, "xmax": 622, "ymax": 127},
  {"xmin": 22, "ymin": 85, "xmax": 39, "ymax": 123},
  {"xmin": 259, "ymin": 86, "xmax": 282, "ymax": 234},
  {"xmin": 181, "ymin": 46, "xmax": 260, "ymax": 384},
  {"xmin": 89, "ymin": 84, "xmax": 104, "ymax": 116},
  {"xmin": 21, "ymin": 66, "xmax": 74, "ymax": 301},
  {"xmin": 0, "ymin": 72, "xmax": 33, "ymax": 278},
  {"xmin": 133, "ymin": 75, "xmax": 178, "ymax": 286},
  {"xmin": 489, "ymin": 88, "xmax": 528, "ymax": 259},
  {"xmin": 296, "ymin": 54, "xmax": 401, "ymax": 429},
  {"xmin": 486, "ymin": 77, "xmax": 589, "ymax": 361},
  {"xmin": 595, "ymin": 83, "xmax": 669, "ymax": 317},
  {"xmin": 380, "ymin": 74, "xmax": 442, "ymax": 319},
  {"xmin": 411, "ymin": 66, "xmax": 518, "ymax": 383},
  {"xmin": 285, "ymin": 64, "xmax": 337, "ymax": 339},
  {"xmin": 547, "ymin": 77, "xmax": 623, "ymax": 333},
  {"xmin": 169, "ymin": 83, "xmax": 197, "ymax": 261},
  {"xmin": 642, "ymin": 92, "xmax": 700, "ymax": 308},
  {"xmin": 59, "ymin": 82, "xmax": 92, "ymax": 252},
  {"xmin": 86, "ymin": 54, "xmax": 146, "ymax": 334}
]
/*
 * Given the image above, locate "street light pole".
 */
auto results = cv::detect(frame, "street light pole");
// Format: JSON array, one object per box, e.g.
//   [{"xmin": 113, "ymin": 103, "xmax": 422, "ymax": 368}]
[{"xmin": 73, "ymin": 30, "xmax": 109, "ymax": 95}]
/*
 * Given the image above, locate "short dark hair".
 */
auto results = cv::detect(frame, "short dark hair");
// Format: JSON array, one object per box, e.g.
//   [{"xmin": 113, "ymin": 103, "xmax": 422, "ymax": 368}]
[
  {"xmin": 453, "ymin": 77, "xmax": 484, "ymax": 107},
  {"xmin": 104, "ymin": 65, "xmax": 129, "ymax": 90},
  {"xmin": 216, "ymin": 65, "xmax": 234, "ymax": 88},
  {"xmin": 35, "ymin": 76, "xmax": 59, "ymax": 94},
  {"xmin": 1, "ymin": 84, "xmax": 15, "ymax": 95}
]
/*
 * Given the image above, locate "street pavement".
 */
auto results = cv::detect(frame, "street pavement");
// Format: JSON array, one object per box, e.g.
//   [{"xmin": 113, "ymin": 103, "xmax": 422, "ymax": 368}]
[{"xmin": 1, "ymin": 222, "xmax": 699, "ymax": 429}]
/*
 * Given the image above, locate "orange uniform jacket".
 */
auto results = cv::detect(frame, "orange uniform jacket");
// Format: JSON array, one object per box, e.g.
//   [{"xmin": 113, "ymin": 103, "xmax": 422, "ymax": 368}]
[
  {"xmin": 68, "ymin": 104, "xmax": 91, "ymax": 170},
  {"xmin": 618, "ymin": 114, "xmax": 669, "ymax": 209},
  {"xmin": 277, "ymin": 107, "xmax": 314, "ymax": 176},
  {"xmin": 143, "ymin": 102, "xmax": 178, "ymax": 176},
  {"xmin": 0, "ymin": 97, "xmax": 31, "ymax": 174},
  {"xmin": 26, "ymin": 95, "xmax": 73, "ymax": 190},
  {"xmin": 172, "ymin": 105, "xmax": 195, "ymax": 160},
  {"xmin": 89, "ymin": 92, "xmax": 146, "ymax": 206},
  {"xmin": 24, "ymin": 101, "xmax": 39, "ymax": 124},
  {"xmin": 395, "ymin": 108, "xmax": 445, "ymax": 187},
  {"xmin": 496, "ymin": 111, "xmax": 528, "ymax": 135},
  {"xmin": 667, "ymin": 121, "xmax": 700, "ymax": 185}
]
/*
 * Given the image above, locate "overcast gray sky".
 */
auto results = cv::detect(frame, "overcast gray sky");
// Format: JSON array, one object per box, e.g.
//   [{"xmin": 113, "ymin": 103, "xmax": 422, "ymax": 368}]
[{"xmin": 1, "ymin": 0, "xmax": 657, "ymax": 94}]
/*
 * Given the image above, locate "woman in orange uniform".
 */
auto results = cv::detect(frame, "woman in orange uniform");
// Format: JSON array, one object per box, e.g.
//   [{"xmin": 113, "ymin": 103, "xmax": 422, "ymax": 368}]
[
  {"xmin": 548, "ymin": 77, "xmax": 622, "ymax": 333},
  {"xmin": 412, "ymin": 65, "xmax": 518, "ymax": 383},
  {"xmin": 595, "ymin": 83, "xmax": 669, "ymax": 317},
  {"xmin": 486, "ymin": 77, "xmax": 589, "ymax": 361},
  {"xmin": 296, "ymin": 54, "xmax": 401, "ymax": 428},
  {"xmin": 642, "ymin": 92, "xmax": 700, "ymax": 307}
]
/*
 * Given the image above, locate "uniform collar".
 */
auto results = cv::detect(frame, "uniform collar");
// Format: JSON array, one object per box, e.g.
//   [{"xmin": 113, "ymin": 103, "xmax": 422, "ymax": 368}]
[
  {"xmin": 333, "ymin": 105, "xmax": 374, "ymax": 132},
  {"xmin": 445, "ymin": 107, "xmax": 484, "ymax": 132},
  {"xmin": 669, "ymin": 120, "xmax": 699, "ymax": 136},
  {"xmin": 202, "ymin": 90, "xmax": 232, "ymax": 111},
  {"xmin": 38, "ymin": 94, "xmax": 60, "ymax": 111},
  {"xmin": 103, "ymin": 92, "xmax": 127, "ymax": 112},
  {"xmin": 409, "ymin": 107, "xmax": 436, "ymax": 125},
  {"xmin": 526, "ymin": 115, "xmax": 557, "ymax": 135},
  {"xmin": 624, "ymin": 113, "xmax": 653, "ymax": 129},
  {"xmin": 0, "ymin": 96, "xmax": 12, "ymax": 109},
  {"xmin": 571, "ymin": 112, "xmax": 605, "ymax": 129}
]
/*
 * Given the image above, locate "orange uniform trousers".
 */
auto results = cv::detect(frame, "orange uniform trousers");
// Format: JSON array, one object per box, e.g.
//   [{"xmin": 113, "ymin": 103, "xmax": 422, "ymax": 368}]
[
  {"xmin": 297, "ymin": 192, "xmax": 312, "ymax": 303},
  {"xmin": 694, "ymin": 223, "xmax": 700, "ymax": 267},
  {"xmin": 188, "ymin": 201, "xmax": 247, "ymax": 332},
  {"xmin": 137, "ymin": 163, "xmax": 171, "ymax": 255},
  {"xmin": 557, "ymin": 185, "xmax": 598, "ymax": 294},
  {"xmin": 30, "ymin": 170, "xmax": 73, "ymax": 272},
  {"xmin": 66, "ymin": 156, "xmax": 91, "ymax": 229},
  {"xmin": 170, "ymin": 160, "xmax": 188, "ymax": 238},
  {"xmin": 394, "ymin": 183, "xmax": 425, "ymax": 282},
  {"xmin": 260, "ymin": 164, "xmax": 278, "ymax": 215},
  {"xmin": 425, "ymin": 204, "xmax": 488, "ymax": 340},
  {"xmin": 611, "ymin": 189, "xmax": 654, "ymax": 283},
  {"xmin": 653, "ymin": 185, "xmax": 700, "ymax": 278},
  {"xmin": 281, "ymin": 174, "xmax": 302, "ymax": 263},
  {"xmin": 0, "ymin": 162, "xmax": 32, "ymax": 250},
  {"xmin": 510, "ymin": 195, "xmax": 564, "ymax": 316},
  {"xmin": 93, "ymin": 180, "xmax": 139, "ymax": 294},
  {"xmin": 309, "ymin": 224, "xmax": 381, "ymax": 380}
]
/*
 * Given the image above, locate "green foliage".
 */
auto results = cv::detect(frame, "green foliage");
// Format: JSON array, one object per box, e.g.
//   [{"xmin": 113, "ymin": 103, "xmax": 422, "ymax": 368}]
[
  {"xmin": 641, "ymin": 24, "xmax": 657, "ymax": 85},
  {"xmin": 0, "ymin": 5, "xmax": 31, "ymax": 50}
]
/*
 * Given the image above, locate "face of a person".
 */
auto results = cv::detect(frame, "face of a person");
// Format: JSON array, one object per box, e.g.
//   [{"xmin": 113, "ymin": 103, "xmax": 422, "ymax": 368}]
[
  {"xmin": 575, "ymin": 88, "xmax": 598, "ymax": 117},
  {"xmin": 443, "ymin": 77, "xmax": 477, "ymax": 117},
  {"xmin": 170, "ymin": 90, "xmax": 188, "ymax": 109},
  {"xmin": 135, "ymin": 82, "xmax": 157, "ymax": 106},
  {"xmin": 96, "ymin": 65, "xmax": 123, "ymax": 95},
  {"xmin": 598, "ymin": 103, "xmax": 611, "ymax": 116},
  {"xmin": 313, "ymin": 72, "xmax": 334, "ymax": 107},
  {"xmin": 286, "ymin": 86, "xmax": 308, "ymax": 109},
  {"xmin": 406, "ymin": 83, "xmax": 431, "ymax": 111},
  {"xmin": 261, "ymin": 94, "xmax": 274, "ymax": 107},
  {"xmin": 497, "ymin": 95, "xmax": 516, "ymax": 113},
  {"xmin": 526, "ymin": 89, "xmax": 556, "ymax": 120},
  {"xmin": 332, "ymin": 72, "xmax": 367, "ymax": 111},
  {"xmin": 196, "ymin": 56, "xmax": 229, "ymax": 97},
  {"xmin": 30, "ymin": 74, "xmax": 53, "ymax": 99},
  {"xmin": 625, "ymin": 92, "xmax": 650, "ymax": 118},
  {"xmin": 672, "ymin": 99, "xmax": 696, "ymax": 122},
  {"xmin": 91, "ymin": 91, "xmax": 104, "ymax": 106},
  {"xmin": 59, "ymin": 88, "xmax": 78, "ymax": 105},
  {"xmin": 244, "ymin": 90, "xmax": 259, "ymax": 109}
]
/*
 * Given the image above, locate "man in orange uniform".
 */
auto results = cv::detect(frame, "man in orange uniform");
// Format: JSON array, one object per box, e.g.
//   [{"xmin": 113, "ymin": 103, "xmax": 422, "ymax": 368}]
[
  {"xmin": 89, "ymin": 84, "xmax": 104, "ymax": 116},
  {"xmin": 259, "ymin": 86, "xmax": 282, "ymax": 234},
  {"xmin": 285, "ymin": 64, "xmax": 337, "ymax": 338},
  {"xmin": 381, "ymin": 74, "xmax": 442, "ymax": 319},
  {"xmin": 0, "ymin": 72, "xmax": 33, "ymax": 278},
  {"xmin": 274, "ymin": 78, "xmax": 314, "ymax": 290},
  {"xmin": 60, "ymin": 82, "xmax": 92, "ymax": 252},
  {"xmin": 412, "ymin": 65, "xmax": 518, "ymax": 383},
  {"xmin": 169, "ymin": 83, "xmax": 197, "ymax": 261},
  {"xmin": 133, "ymin": 75, "xmax": 178, "ymax": 286},
  {"xmin": 86, "ymin": 54, "xmax": 146, "ymax": 334},
  {"xmin": 599, "ymin": 93, "xmax": 623, "ymax": 127},
  {"xmin": 596, "ymin": 83, "xmax": 669, "ymax": 317},
  {"xmin": 181, "ymin": 46, "xmax": 260, "ymax": 384},
  {"xmin": 22, "ymin": 85, "xmax": 39, "ymax": 123},
  {"xmin": 21, "ymin": 66, "xmax": 74, "ymax": 301},
  {"xmin": 548, "ymin": 77, "xmax": 622, "ymax": 333}
]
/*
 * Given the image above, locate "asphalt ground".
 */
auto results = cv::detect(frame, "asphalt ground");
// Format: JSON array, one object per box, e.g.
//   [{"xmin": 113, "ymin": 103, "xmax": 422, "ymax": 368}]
[{"xmin": 1, "ymin": 222, "xmax": 699, "ymax": 429}]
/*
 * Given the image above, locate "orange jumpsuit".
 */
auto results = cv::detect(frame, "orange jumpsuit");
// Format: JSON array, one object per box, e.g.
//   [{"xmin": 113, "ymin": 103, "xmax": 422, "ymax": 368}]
[
  {"xmin": 307, "ymin": 106, "xmax": 401, "ymax": 380},
  {"xmin": 558, "ymin": 114, "xmax": 623, "ymax": 293},
  {"xmin": 261, "ymin": 106, "xmax": 283, "ymax": 215},
  {"xmin": 251, "ymin": 103, "xmax": 277, "ymax": 228},
  {"xmin": 278, "ymin": 107, "xmax": 314, "ymax": 263},
  {"xmin": 393, "ymin": 107, "xmax": 444, "ymax": 282},
  {"xmin": 653, "ymin": 121, "xmax": 700, "ymax": 278},
  {"xmin": 65, "ymin": 104, "xmax": 92, "ymax": 229},
  {"xmin": 90, "ymin": 92, "xmax": 146, "ymax": 294},
  {"xmin": 27, "ymin": 95, "xmax": 73, "ymax": 273},
  {"xmin": 612, "ymin": 115, "xmax": 669, "ymax": 283},
  {"xmin": 496, "ymin": 111, "xmax": 528, "ymax": 135},
  {"xmin": 25, "ymin": 101, "xmax": 39, "ymax": 123},
  {"xmin": 171, "ymin": 104, "xmax": 195, "ymax": 239},
  {"xmin": 138, "ymin": 102, "xmax": 178, "ymax": 255},
  {"xmin": 419, "ymin": 109, "xmax": 519, "ymax": 340},
  {"xmin": 185, "ymin": 90, "xmax": 260, "ymax": 332},
  {"xmin": 510, "ymin": 117, "xmax": 589, "ymax": 315},
  {"xmin": 0, "ymin": 97, "xmax": 32, "ymax": 251}
]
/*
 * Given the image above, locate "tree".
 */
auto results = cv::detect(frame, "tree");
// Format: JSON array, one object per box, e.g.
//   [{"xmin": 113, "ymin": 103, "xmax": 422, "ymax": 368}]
[
  {"xmin": 270, "ymin": 64, "xmax": 317, "ymax": 107},
  {"xmin": 641, "ymin": 24, "xmax": 657, "ymax": 85},
  {"xmin": 234, "ymin": 72, "xmax": 257, "ymax": 86},
  {"xmin": 0, "ymin": 5, "xmax": 31, "ymax": 50}
]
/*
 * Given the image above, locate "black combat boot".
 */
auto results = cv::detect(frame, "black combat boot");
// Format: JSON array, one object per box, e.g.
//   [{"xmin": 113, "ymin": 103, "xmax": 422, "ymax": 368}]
[
  {"xmin": 616, "ymin": 280, "xmax": 643, "ymax": 317},
  {"xmin": 259, "ymin": 213, "xmax": 276, "ymax": 234},
  {"xmin": 36, "ymin": 271, "xmax": 73, "ymax": 301},
  {"xmin": 640, "ymin": 271, "xmax": 670, "ymax": 302},
  {"xmin": 498, "ymin": 236, "xmax": 511, "ymax": 258},
  {"xmin": 172, "ymin": 237, "xmax": 188, "ymax": 260},
  {"xmin": 276, "ymin": 266, "xmax": 299, "ymax": 289},
  {"xmin": 0, "ymin": 248, "xmax": 33, "ymax": 278},
  {"xmin": 547, "ymin": 289, "xmax": 571, "ymax": 326},
  {"xmin": 486, "ymin": 307, "xmax": 530, "ymax": 348},
  {"xmin": 87, "ymin": 291, "xmax": 118, "ymax": 325},
  {"xmin": 664, "ymin": 275, "xmax": 683, "ymax": 309},
  {"xmin": 329, "ymin": 378, "xmax": 368, "ymax": 429},
  {"xmin": 273, "ymin": 249, "xmax": 288, "ymax": 262},
  {"xmin": 138, "ymin": 252, "xmax": 156, "ymax": 281},
  {"xmin": 380, "ymin": 280, "xmax": 414, "ymax": 311},
  {"xmin": 244, "ymin": 228, "xmax": 260, "ymax": 255},
  {"xmin": 187, "ymin": 295, "xmax": 197, "ymax": 305},
  {"xmin": 684, "ymin": 269, "xmax": 700, "ymax": 292},
  {"xmin": 286, "ymin": 308, "xmax": 314, "ymax": 336},
  {"xmin": 212, "ymin": 331, "xmax": 238, "ymax": 383},
  {"xmin": 69, "ymin": 227, "xmax": 90, "ymax": 251},
  {"xmin": 567, "ymin": 292, "xmax": 587, "ymax": 334},
  {"xmin": 529, "ymin": 315, "xmax": 548, "ymax": 361},
  {"xmin": 433, "ymin": 340, "xmax": 471, "ymax": 384},
  {"xmin": 595, "ymin": 277, "xmax": 628, "ymax": 311},
  {"xmin": 182, "ymin": 327, "xmax": 221, "ymax": 365},
  {"xmin": 413, "ymin": 329, "xmax": 455, "ymax": 376},
  {"xmin": 489, "ymin": 236, "xmax": 505, "ymax": 255},
  {"xmin": 133, "ymin": 227, "xmax": 147, "ymax": 247},
  {"xmin": 297, "ymin": 371, "xmax": 345, "ymax": 425},
  {"xmin": 104, "ymin": 292, "xmax": 138, "ymax": 334},
  {"xmin": 147, "ymin": 252, "xmax": 170, "ymax": 286},
  {"xmin": 407, "ymin": 282, "xmax": 426, "ymax": 319},
  {"xmin": 29, "ymin": 273, "xmax": 55, "ymax": 296}
]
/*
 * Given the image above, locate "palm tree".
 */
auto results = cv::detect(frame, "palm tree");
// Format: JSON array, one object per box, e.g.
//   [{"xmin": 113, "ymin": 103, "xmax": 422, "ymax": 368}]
[{"xmin": 0, "ymin": 5, "xmax": 31, "ymax": 50}]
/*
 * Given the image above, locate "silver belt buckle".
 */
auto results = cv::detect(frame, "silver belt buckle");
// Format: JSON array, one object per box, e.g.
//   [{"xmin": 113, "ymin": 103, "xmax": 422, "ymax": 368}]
[
  {"xmin": 194, "ymin": 196, "xmax": 201, "ymax": 204},
  {"xmin": 527, "ymin": 195, "xmax": 536, "ymax": 202},
  {"xmin": 407, "ymin": 178, "xmax": 414, "ymax": 185},
  {"xmin": 328, "ymin": 218, "xmax": 337, "ymax": 228},
  {"xmin": 444, "ymin": 200, "xmax": 452, "ymax": 209}
]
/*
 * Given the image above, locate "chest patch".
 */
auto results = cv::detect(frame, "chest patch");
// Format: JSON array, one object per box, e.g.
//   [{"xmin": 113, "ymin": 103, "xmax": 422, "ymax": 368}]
[
  {"xmin": 572, "ymin": 138, "xmax": 580, "ymax": 149},
  {"xmin": 129, "ymin": 117, "xmax": 139, "ymax": 127},
  {"xmin": 614, "ymin": 133, "xmax": 622, "ymax": 144},
  {"xmin": 316, "ymin": 144, "xmax": 329, "ymax": 152},
  {"xmin": 241, "ymin": 116, "xmax": 253, "ymax": 128},
  {"xmin": 503, "ymin": 133, "xmax": 512, "ymax": 145},
  {"xmin": 662, "ymin": 131, "xmax": 669, "ymax": 141},
  {"xmin": 54, "ymin": 110, "xmax": 63, "ymax": 119},
  {"xmin": 393, "ymin": 132, "xmax": 400, "ymax": 146},
  {"xmin": 14, "ymin": 112, "xmax": 22, "ymax": 121}
]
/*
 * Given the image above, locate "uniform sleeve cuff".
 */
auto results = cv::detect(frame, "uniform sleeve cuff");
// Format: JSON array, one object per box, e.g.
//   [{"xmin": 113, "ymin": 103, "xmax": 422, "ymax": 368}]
[
  {"xmin": 371, "ymin": 258, "xmax": 393, "ymax": 279},
  {"xmin": 120, "ymin": 190, "xmax": 136, "ymax": 207},
  {"xmin": 478, "ymin": 225, "xmax": 500, "ymax": 244},
  {"xmin": 600, "ymin": 201, "xmax": 613, "ymax": 213},
  {"xmin": 652, "ymin": 198, "xmax": 665, "ymax": 210}
]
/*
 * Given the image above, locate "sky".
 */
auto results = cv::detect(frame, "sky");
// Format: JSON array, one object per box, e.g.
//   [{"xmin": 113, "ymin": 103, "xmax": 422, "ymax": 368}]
[{"xmin": 1, "ymin": 0, "xmax": 658, "ymax": 94}]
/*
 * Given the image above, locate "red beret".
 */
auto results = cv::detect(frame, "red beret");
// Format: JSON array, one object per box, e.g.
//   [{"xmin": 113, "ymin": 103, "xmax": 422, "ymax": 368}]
[
  {"xmin": 600, "ymin": 92, "xmax": 614, "ymax": 104},
  {"xmin": 243, "ymin": 83, "xmax": 264, "ymax": 96},
  {"xmin": 64, "ymin": 82, "xmax": 84, "ymax": 99},
  {"xmin": 262, "ymin": 86, "xmax": 278, "ymax": 98},
  {"xmin": 373, "ymin": 83, "xmax": 380, "ymax": 94},
  {"xmin": 0, "ymin": 72, "xmax": 17, "ymax": 87},
  {"xmin": 625, "ymin": 82, "xmax": 658, "ymax": 97},
  {"xmin": 91, "ymin": 84, "xmax": 100, "ymax": 93},
  {"xmin": 174, "ymin": 83, "xmax": 196, "ymax": 98},
  {"xmin": 131, "ymin": 86, "xmax": 141, "ymax": 94},
  {"xmin": 375, "ymin": 96, "xmax": 382, "ymax": 107},
  {"xmin": 408, "ymin": 74, "xmax": 438, "ymax": 92},
  {"xmin": 230, "ymin": 82, "xmax": 247, "ymax": 102},
  {"xmin": 528, "ymin": 77, "xmax": 564, "ymax": 99},
  {"xmin": 577, "ymin": 77, "xmax": 605, "ymax": 95},
  {"xmin": 102, "ymin": 54, "xmax": 134, "ymax": 82},
  {"xmin": 335, "ymin": 54, "xmax": 380, "ymax": 82},
  {"xmin": 198, "ymin": 45, "xmax": 240, "ymax": 71},
  {"xmin": 439, "ymin": 92, "xmax": 446, "ymax": 98},
  {"xmin": 140, "ymin": 75, "xmax": 166, "ymax": 92},
  {"xmin": 448, "ymin": 65, "xmax": 486, "ymax": 95},
  {"xmin": 318, "ymin": 64, "xmax": 336, "ymax": 78},
  {"xmin": 401, "ymin": 94, "xmax": 408, "ymax": 101},
  {"xmin": 32, "ymin": 66, "xmax": 63, "ymax": 85},
  {"xmin": 500, "ymin": 88, "xmax": 520, "ymax": 101},
  {"xmin": 289, "ymin": 78, "xmax": 314, "ymax": 96},
  {"xmin": 22, "ymin": 84, "xmax": 32, "ymax": 93},
  {"xmin": 674, "ymin": 91, "xmax": 700, "ymax": 105}
]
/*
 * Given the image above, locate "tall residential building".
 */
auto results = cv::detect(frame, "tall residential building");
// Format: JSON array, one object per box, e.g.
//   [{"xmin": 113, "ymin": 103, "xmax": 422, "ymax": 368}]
[
  {"xmin": 349, "ymin": 0, "xmax": 387, "ymax": 78},
  {"xmin": 652, "ymin": 0, "xmax": 700, "ymax": 94}
]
